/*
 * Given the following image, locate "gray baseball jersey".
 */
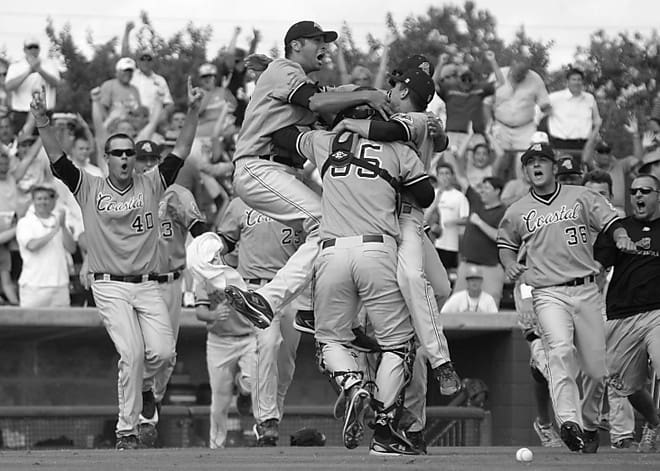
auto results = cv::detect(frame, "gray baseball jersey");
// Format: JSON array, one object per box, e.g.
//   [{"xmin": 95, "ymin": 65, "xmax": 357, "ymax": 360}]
[
  {"xmin": 497, "ymin": 184, "xmax": 620, "ymax": 287},
  {"xmin": 217, "ymin": 197, "xmax": 303, "ymax": 280}
]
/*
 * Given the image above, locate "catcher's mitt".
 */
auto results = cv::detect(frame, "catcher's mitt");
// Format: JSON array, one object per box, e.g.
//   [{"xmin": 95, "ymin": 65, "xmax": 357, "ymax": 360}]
[
  {"xmin": 290, "ymin": 427, "xmax": 326, "ymax": 446},
  {"xmin": 462, "ymin": 378, "xmax": 489, "ymax": 408}
]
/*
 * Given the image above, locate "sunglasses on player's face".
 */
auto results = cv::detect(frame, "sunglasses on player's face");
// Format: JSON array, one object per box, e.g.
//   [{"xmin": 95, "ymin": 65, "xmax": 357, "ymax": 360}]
[
  {"xmin": 108, "ymin": 148, "xmax": 136, "ymax": 157},
  {"xmin": 629, "ymin": 187, "xmax": 658, "ymax": 196},
  {"xmin": 140, "ymin": 56, "xmax": 153, "ymax": 62}
]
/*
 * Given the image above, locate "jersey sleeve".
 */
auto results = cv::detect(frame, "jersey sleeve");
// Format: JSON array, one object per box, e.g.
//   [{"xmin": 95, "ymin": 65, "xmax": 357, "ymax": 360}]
[
  {"xmin": 295, "ymin": 130, "xmax": 333, "ymax": 170},
  {"xmin": 172, "ymin": 186, "xmax": 205, "ymax": 230},
  {"xmin": 216, "ymin": 198, "xmax": 244, "ymax": 245},
  {"xmin": 268, "ymin": 60, "xmax": 315, "ymax": 103},
  {"xmin": 581, "ymin": 188, "xmax": 620, "ymax": 234},
  {"xmin": 399, "ymin": 146, "xmax": 429, "ymax": 187},
  {"xmin": 497, "ymin": 206, "xmax": 523, "ymax": 252},
  {"xmin": 390, "ymin": 113, "xmax": 428, "ymax": 149},
  {"xmin": 194, "ymin": 282, "xmax": 210, "ymax": 306}
]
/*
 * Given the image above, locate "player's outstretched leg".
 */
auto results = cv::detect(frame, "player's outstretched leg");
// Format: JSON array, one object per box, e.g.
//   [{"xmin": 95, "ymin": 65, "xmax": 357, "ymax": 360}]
[{"xmin": 225, "ymin": 285, "xmax": 274, "ymax": 329}]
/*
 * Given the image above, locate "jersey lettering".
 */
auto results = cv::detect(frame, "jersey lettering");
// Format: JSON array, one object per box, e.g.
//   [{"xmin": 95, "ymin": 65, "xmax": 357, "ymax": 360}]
[
  {"xmin": 97, "ymin": 192, "xmax": 145, "ymax": 212},
  {"xmin": 523, "ymin": 203, "xmax": 582, "ymax": 234},
  {"xmin": 161, "ymin": 220, "xmax": 173, "ymax": 238},
  {"xmin": 329, "ymin": 143, "xmax": 383, "ymax": 180}
]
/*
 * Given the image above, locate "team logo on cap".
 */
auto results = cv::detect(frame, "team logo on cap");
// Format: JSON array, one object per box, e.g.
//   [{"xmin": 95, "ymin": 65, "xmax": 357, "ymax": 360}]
[
  {"xmin": 141, "ymin": 142, "xmax": 153, "ymax": 153},
  {"xmin": 419, "ymin": 61, "xmax": 431, "ymax": 75},
  {"xmin": 561, "ymin": 159, "xmax": 573, "ymax": 170},
  {"xmin": 530, "ymin": 143, "xmax": 542, "ymax": 152}
]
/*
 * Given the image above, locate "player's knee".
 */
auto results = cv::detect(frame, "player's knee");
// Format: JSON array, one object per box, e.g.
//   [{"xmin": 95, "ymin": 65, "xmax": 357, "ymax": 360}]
[{"xmin": 148, "ymin": 342, "xmax": 176, "ymax": 365}]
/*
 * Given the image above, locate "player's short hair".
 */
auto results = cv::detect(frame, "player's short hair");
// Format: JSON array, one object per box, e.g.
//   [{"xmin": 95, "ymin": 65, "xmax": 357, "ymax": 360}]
[
  {"xmin": 436, "ymin": 162, "xmax": 455, "ymax": 175},
  {"xmin": 582, "ymin": 170, "xmax": 613, "ymax": 194},
  {"xmin": 104, "ymin": 133, "xmax": 135, "ymax": 154},
  {"xmin": 472, "ymin": 142, "xmax": 490, "ymax": 154},
  {"xmin": 633, "ymin": 173, "xmax": 660, "ymax": 190},
  {"xmin": 566, "ymin": 66, "xmax": 584, "ymax": 81},
  {"xmin": 482, "ymin": 176, "xmax": 504, "ymax": 192}
]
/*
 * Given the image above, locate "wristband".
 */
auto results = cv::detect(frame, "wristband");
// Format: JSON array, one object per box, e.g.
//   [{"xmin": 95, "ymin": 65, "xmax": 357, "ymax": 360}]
[{"xmin": 36, "ymin": 118, "xmax": 50, "ymax": 128}]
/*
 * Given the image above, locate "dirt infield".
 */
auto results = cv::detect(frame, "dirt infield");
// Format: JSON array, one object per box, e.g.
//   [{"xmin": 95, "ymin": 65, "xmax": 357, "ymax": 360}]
[{"xmin": 1, "ymin": 446, "xmax": 659, "ymax": 470}]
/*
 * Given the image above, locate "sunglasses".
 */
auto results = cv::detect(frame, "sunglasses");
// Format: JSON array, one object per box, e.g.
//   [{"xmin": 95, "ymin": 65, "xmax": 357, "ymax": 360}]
[
  {"xmin": 200, "ymin": 74, "xmax": 216, "ymax": 79},
  {"xmin": 108, "ymin": 148, "xmax": 136, "ymax": 157},
  {"xmin": 629, "ymin": 187, "xmax": 658, "ymax": 195},
  {"xmin": 25, "ymin": 45, "xmax": 39, "ymax": 50},
  {"xmin": 140, "ymin": 56, "xmax": 153, "ymax": 62}
]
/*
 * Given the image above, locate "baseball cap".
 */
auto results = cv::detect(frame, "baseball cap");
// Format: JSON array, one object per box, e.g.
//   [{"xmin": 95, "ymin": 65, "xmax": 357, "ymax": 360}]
[
  {"xmin": 521, "ymin": 142, "xmax": 556, "ymax": 165},
  {"xmin": 116, "ymin": 57, "xmax": 136, "ymax": 71},
  {"xmin": 530, "ymin": 131, "xmax": 549, "ymax": 145},
  {"xmin": 24, "ymin": 37, "xmax": 40, "ymax": 48},
  {"xmin": 136, "ymin": 140, "xmax": 161, "ymax": 159},
  {"xmin": 390, "ymin": 68, "xmax": 436, "ymax": 106},
  {"xmin": 198, "ymin": 63, "xmax": 218, "ymax": 77},
  {"xmin": 555, "ymin": 155, "xmax": 582, "ymax": 176},
  {"xmin": 595, "ymin": 141, "xmax": 612, "ymax": 154},
  {"xmin": 30, "ymin": 181, "xmax": 57, "ymax": 196},
  {"xmin": 390, "ymin": 55, "xmax": 435, "ymax": 78},
  {"xmin": 284, "ymin": 21, "xmax": 338, "ymax": 45},
  {"xmin": 465, "ymin": 265, "xmax": 484, "ymax": 279},
  {"xmin": 639, "ymin": 149, "xmax": 660, "ymax": 174}
]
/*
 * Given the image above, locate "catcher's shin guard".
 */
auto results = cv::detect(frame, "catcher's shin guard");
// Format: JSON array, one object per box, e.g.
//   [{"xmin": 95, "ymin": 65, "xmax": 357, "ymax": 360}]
[{"xmin": 372, "ymin": 339, "xmax": 415, "ymax": 421}]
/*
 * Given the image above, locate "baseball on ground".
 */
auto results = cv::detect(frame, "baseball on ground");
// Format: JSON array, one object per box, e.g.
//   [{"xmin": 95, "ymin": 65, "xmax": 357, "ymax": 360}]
[{"xmin": 515, "ymin": 447, "xmax": 533, "ymax": 462}]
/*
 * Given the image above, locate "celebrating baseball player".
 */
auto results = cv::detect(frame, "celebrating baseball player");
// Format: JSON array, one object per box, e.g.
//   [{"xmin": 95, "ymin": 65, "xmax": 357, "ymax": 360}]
[
  {"xmin": 29, "ymin": 79, "xmax": 204, "ymax": 450},
  {"xmin": 497, "ymin": 142, "xmax": 635, "ymax": 453},
  {"xmin": 222, "ymin": 20, "xmax": 392, "ymax": 330},
  {"xmin": 132, "ymin": 140, "xmax": 209, "ymax": 447},
  {"xmin": 593, "ymin": 173, "xmax": 660, "ymax": 453}
]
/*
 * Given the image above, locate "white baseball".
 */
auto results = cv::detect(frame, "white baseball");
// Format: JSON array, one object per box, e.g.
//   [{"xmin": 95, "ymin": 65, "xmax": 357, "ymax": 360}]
[{"xmin": 515, "ymin": 447, "xmax": 533, "ymax": 462}]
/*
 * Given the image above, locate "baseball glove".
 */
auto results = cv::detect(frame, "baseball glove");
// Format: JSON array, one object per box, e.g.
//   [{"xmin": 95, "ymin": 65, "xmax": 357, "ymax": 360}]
[{"xmin": 290, "ymin": 427, "xmax": 326, "ymax": 446}]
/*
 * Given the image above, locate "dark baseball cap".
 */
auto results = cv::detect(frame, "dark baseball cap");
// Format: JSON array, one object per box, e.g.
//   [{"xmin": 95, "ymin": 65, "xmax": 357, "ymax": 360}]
[
  {"xmin": 391, "ymin": 55, "xmax": 435, "ymax": 78},
  {"xmin": 639, "ymin": 149, "xmax": 660, "ymax": 174},
  {"xmin": 390, "ymin": 68, "xmax": 436, "ymax": 105},
  {"xmin": 136, "ymin": 140, "xmax": 161, "ymax": 159},
  {"xmin": 284, "ymin": 21, "xmax": 338, "ymax": 45},
  {"xmin": 555, "ymin": 155, "xmax": 582, "ymax": 176},
  {"xmin": 521, "ymin": 142, "xmax": 556, "ymax": 165},
  {"xmin": 595, "ymin": 141, "xmax": 611, "ymax": 154}
]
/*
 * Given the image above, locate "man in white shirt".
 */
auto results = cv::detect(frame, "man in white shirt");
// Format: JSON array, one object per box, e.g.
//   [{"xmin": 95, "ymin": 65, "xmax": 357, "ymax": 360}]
[
  {"xmin": 429, "ymin": 163, "xmax": 469, "ymax": 271},
  {"xmin": 441, "ymin": 265, "xmax": 498, "ymax": 313},
  {"xmin": 547, "ymin": 67, "xmax": 601, "ymax": 154},
  {"xmin": 4, "ymin": 37, "xmax": 60, "ymax": 133},
  {"xmin": 130, "ymin": 46, "xmax": 174, "ymax": 120},
  {"xmin": 69, "ymin": 136, "xmax": 103, "ymax": 177}
]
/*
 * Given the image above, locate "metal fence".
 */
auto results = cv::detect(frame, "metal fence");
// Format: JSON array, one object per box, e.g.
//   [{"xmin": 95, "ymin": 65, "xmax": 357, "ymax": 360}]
[{"xmin": 0, "ymin": 405, "xmax": 491, "ymax": 449}]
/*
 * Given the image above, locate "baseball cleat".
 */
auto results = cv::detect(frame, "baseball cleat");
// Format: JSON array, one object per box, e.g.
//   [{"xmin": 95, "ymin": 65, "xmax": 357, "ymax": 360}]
[
  {"xmin": 638, "ymin": 423, "xmax": 659, "ymax": 453},
  {"xmin": 369, "ymin": 416, "xmax": 419, "ymax": 456},
  {"xmin": 333, "ymin": 392, "xmax": 347, "ymax": 420},
  {"xmin": 560, "ymin": 421, "xmax": 585, "ymax": 452},
  {"xmin": 611, "ymin": 437, "xmax": 635, "ymax": 449},
  {"xmin": 115, "ymin": 434, "xmax": 139, "ymax": 450},
  {"xmin": 224, "ymin": 285, "xmax": 273, "ymax": 329},
  {"xmin": 432, "ymin": 361, "xmax": 461, "ymax": 396},
  {"xmin": 342, "ymin": 386, "xmax": 370, "ymax": 449},
  {"xmin": 404, "ymin": 430, "xmax": 427, "ymax": 455},
  {"xmin": 582, "ymin": 429, "xmax": 600, "ymax": 453},
  {"xmin": 254, "ymin": 418, "xmax": 279, "ymax": 446},
  {"xmin": 293, "ymin": 310, "xmax": 315, "ymax": 334},
  {"xmin": 533, "ymin": 418, "xmax": 562, "ymax": 447}
]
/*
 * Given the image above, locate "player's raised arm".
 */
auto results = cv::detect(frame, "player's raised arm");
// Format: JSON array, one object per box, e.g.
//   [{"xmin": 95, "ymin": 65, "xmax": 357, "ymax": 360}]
[{"xmin": 29, "ymin": 86, "xmax": 65, "ymax": 164}]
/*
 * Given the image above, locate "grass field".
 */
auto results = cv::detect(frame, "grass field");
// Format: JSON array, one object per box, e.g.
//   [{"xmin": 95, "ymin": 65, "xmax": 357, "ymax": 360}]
[{"xmin": 1, "ymin": 446, "xmax": 660, "ymax": 471}]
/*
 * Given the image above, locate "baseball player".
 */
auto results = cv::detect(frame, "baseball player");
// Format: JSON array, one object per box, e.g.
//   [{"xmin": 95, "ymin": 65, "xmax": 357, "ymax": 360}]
[
  {"xmin": 593, "ymin": 174, "xmax": 660, "ymax": 452},
  {"xmin": 29, "ymin": 80, "xmax": 204, "ymax": 450},
  {"xmin": 222, "ymin": 21, "xmax": 392, "ymax": 330},
  {"xmin": 132, "ymin": 140, "xmax": 209, "ymax": 447},
  {"xmin": 213, "ymin": 197, "xmax": 302, "ymax": 446},
  {"xmin": 273, "ymin": 106, "xmax": 435, "ymax": 455},
  {"xmin": 497, "ymin": 142, "xmax": 635, "ymax": 452}
]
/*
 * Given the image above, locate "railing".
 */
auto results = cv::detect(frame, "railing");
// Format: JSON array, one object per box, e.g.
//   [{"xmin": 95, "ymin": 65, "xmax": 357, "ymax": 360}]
[{"xmin": 0, "ymin": 405, "xmax": 491, "ymax": 449}]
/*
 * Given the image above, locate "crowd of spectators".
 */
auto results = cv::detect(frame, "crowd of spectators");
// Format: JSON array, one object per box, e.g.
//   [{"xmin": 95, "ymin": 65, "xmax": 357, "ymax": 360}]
[{"xmin": 0, "ymin": 22, "xmax": 659, "ymax": 313}]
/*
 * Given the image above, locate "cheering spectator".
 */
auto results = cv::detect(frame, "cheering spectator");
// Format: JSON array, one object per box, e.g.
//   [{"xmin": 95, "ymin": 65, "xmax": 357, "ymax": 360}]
[
  {"xmin": 428, "ymin": 163, "xmax": 470, "ymax": 272},
  {"xmin": 453, "ymin": 177, "xmax": 506, "ymax": 306},
  {"xmin": 99, "ymin": 57, "xmax": 141, "ymax": 121},
  {"xmin": 0, "ymin": 151, "xmax": 18, "ymax": 304},
  {"xmin": 488, "ymin": 50, "xmax": 550, "ymax": 179},
  {"xmin": 121, "ymin": 21, "xmax": 174, "ymax": 120},
  {"xmin": 546, "ymin": 67, "xmax": 601, "ymax": 154},
  {"xmin": 12, "ymin": 134, "xmax": 50, "ymax": 217},
  {"xmin": 0, "ymin": 58, "xmax": 9, "ymax": 116},
  {"xmin": 441, "ymin": 265, "xmax": 498, "ymax": 313},
  {"xmin": 197, "ymin": 63, "xmax": 238, "ymax": 137},
  {"xmin": 69, "ymin": 136, "xmax": 103, "ymax": 177},
  {"xmin": 4, "ymin": 37, "xmax": 60, "ymax": 133},
  {"xmin": 0, "ymin": 114, "xmax": 15, "ymax": 155},
  {"xmin": 15, "ymin": 183, "xmax": 75, "ymax": 308}
]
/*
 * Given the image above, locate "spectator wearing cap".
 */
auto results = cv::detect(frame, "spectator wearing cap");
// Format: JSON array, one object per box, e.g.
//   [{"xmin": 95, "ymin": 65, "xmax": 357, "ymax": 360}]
[
  {"xmin": 121, "ymin": 22, "xmax": 174, "ymax": 121},
  {"xmin": 15, "ymin": 182, "xmax": 75, "ymax": 308},
  {"xmin": 0, "ymin": 151, "xmax": 19, "ymax": 304},
  {"xmin": 4, "ymin": 37, "xmax": 60, "ymax": 133},
  {"xmin": 435, "ymin": 51, "xmax": 504, "ymax": 155},
  {"xmin": 546, "ymin": 68, "xmax": 601, "ymax": 156},
  {"xmin": 441, "ymin": 265, "xmax": 498, "ymax": 313},
  {"xmin": 99, "ymin": 57, "xmax": 142, "ymax": 121},
  {"xmin": 453, "ymin": 176, "xmax": 506, "ymax": 306},
  {"xmin": 489, "ymin": 53, "xmax": 550, "ymax": 179},
  {"xmin": 555, "ymin": 154, "xmax": 584, "ymax": 185},
  {"xmin": 197, "ymin": 63, "xmax": 238, "ymax": 137},
  {"xmin": 0, "ymin": 114, "xmax": 16, "ymax": 157},
  {"xmin": 134, "ymin": 140, "xmax": 161, "ymax": 174}
]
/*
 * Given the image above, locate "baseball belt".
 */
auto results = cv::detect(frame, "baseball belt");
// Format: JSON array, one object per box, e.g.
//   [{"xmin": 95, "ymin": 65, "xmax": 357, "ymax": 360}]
[
  {"xmin": 93, "ymin": 271, "xmax": 182, "ymax": 284},
  {"xmin": 552, "ymin": 274, "xmax": 596, "ymax": 288},
  {"xmin": 245, "ymin": 277, "xmax": 272, "ymax": 285},
  {"xmin": 321, "ymin": 234, "xmax": 384, "ymax": 249}
]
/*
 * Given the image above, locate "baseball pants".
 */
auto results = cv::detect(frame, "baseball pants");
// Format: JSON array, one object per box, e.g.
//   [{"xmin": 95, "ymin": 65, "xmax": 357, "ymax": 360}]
[
  {"xmin": 533, "ymin": 283, "xmax": 607, "ymax": 430},
  {"xmin": 249, "ymin": 279, "xmax": 301, "ymax": 424},
  {"xmin": 397, "ymin": 205, "xmax": 452, "ymax": 369},
  {"xmin": 206, "ymin": 333, "xmax": 257, "ymax": 449},
  {"xmin": 403, "ymin": 346, "xmax": 429, "ymax": 433},
  {"xmin": 92, "ymin": 280, "xmax": 175, "ymax": 438},
  {"xmin": 315, "ymin": 235, "xmax": 415, "ymax": 413},
  {"xmin": 233, "ymin": 158, "xmax": 321, "ymax": 312},
  {"xmin": 141, "ymin": 277, "xmax": 184, "ymax": 412}
]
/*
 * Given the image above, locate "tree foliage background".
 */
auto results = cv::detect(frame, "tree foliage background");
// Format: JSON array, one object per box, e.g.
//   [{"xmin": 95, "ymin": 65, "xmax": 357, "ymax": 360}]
[{"xmin": 8, "ymin": 1, "xmax": 660, "ymax": 156}]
